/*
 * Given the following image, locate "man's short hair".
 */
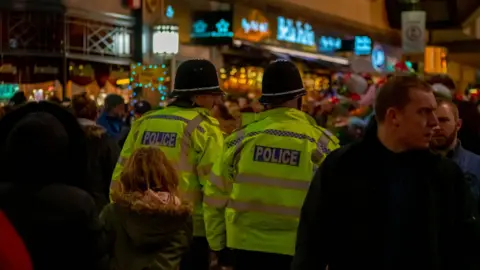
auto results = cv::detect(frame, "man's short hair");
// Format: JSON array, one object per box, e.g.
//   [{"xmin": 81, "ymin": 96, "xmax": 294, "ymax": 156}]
[
  {"xmin": 375, "ymin": 75, "xmax": 433, "ymax": 123},
  {"xmin": 436, "ymin": 97, "xmax": 459, "ymax": 120},
  {"xmin": 427, "ymin": 75, "xmax": 456, "ymax": 92},
  {"xmin": 104, "ymin": 94, "xmax": 125, "ymax": 112}
]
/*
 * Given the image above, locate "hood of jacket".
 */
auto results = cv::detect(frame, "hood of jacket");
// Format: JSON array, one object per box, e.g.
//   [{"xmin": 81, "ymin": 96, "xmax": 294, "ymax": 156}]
[
  {"xmin": 0, "ymin": 102, "xmax": 88, "ymax": 190},
  {"xmin": 112, "ymin": 190, "xmax": 192, "ymax": 248},
  {"xmin": 78, "ymin": 118, "xmax": 106, "ymax": 139}
]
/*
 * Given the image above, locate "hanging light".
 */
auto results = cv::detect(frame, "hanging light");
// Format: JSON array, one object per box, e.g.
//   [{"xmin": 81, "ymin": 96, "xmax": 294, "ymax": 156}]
[{"xmin": 152, "ymin": 24, "xmax": 179, "ymax": 55}]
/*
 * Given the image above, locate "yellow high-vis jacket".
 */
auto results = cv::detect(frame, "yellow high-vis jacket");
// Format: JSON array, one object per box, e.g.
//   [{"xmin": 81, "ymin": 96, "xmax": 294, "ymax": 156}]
[
  {"xmin": 112, "ymin": 106, "xmax": 224, "ymax": 237},
  {"xmin": 204, "ymin": 107, "xmax": 339, "ymax": 255}
]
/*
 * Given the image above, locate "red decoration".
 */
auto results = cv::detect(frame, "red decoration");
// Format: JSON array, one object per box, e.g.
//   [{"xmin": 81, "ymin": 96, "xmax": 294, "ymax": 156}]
[
  {"xmin": 329, "ymin": 96, "xmax": 340, "ymax": 104},
  {"xmin": 394, "ymin": 62, "xmax": 409, "ymax": 72},
  {"xmin": 128, "ymin": 0, "xmax": 141, "ymax": 9},
  {"xmin": 350, "ymin": 93, "xmax": 361, "ymax": 101}
]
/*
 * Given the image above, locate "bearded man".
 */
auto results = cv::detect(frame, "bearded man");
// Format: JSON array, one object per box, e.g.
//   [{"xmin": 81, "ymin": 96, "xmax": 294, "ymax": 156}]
[{"xmin": 431, "ymin": 98, "xmax": 480, "ymax": 207}]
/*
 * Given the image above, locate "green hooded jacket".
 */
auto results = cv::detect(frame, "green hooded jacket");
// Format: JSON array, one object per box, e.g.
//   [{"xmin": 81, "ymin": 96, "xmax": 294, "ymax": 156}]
[{"xmin": 101, "ymin": 191, "xmax": 193, "ymax": 270}]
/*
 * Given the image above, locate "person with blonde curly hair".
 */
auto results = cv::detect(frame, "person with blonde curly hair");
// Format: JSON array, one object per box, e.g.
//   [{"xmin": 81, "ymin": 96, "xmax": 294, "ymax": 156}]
[{"xmin": 101, "ymin": 147, "xmax": 193, "ymax": 270}]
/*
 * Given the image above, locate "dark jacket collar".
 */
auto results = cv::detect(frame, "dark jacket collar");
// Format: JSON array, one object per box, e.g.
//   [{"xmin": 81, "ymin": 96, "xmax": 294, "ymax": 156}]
[{"xmin": 362, "ymin": 118, "xmax": 431, "ymax": 160}]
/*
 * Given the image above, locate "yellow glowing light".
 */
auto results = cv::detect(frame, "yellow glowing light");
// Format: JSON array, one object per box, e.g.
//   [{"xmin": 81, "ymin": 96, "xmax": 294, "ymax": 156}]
[{"xmin": 116, "ymin": 78, "xmax": 130, "ymax": 85}]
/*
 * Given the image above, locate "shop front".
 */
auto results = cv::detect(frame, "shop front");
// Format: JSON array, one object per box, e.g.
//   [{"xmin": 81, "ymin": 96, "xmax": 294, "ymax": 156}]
[
  {"xmin": 0, "ymin": 5, "xmax": 134, "ymax": 102},
  {"xmin": 0, "ymin": 58, "xmax": 64, "ymax": 102},
  {"xmin": 220, "ymin": 5, "xmax": 350, "ymax": 99},
  {"xmin": 349, "ymin": 42, "xmax": 403, "ymax": 75}
]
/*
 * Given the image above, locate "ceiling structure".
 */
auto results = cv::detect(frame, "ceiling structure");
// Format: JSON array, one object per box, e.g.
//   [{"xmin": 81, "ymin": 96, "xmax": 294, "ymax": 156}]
[{"xmin": 385, "ymin": 0, "xmax": 480, "ymax": 29}]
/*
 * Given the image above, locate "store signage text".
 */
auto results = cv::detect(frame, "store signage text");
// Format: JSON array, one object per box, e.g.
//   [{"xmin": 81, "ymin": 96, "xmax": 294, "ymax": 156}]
[
  {"xmin": 354, "ymin": 36, "xmax": 372, "ymax": 55},
  {"xmin": 0, "ymin": 64, "xmax": 17, "ymax": 74},
  {"xmin": 34, "ymin": 65, "xmax": 59, "ymax": 74},
  {"xmin": 191, "ymin": 19, "xmax": 233, "ymax": 38},
  {"xmin": 319, "ymin": 36, "xmax": 342, "ymax": 52},
  {"xmin": 241, "ymin": 18, "xmax": 268, "ymax": 34},
  {"xmin": 277, "ymin": 16, "xmax": 315, "ymax": 47}
]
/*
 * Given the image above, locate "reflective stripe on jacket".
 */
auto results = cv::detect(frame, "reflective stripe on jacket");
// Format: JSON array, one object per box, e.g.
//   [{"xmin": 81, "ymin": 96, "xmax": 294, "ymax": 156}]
[
  {"xmin": 112, "ymin": 106, "xmax": 224, "ymax": 237},
  {"xmin": 203, "ymin": 107, "xmax": 340, "ymax": 254}
]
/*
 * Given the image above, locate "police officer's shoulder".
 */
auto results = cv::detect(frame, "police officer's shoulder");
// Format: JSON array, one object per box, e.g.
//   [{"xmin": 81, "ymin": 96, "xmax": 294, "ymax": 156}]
[
  {"xmin": 200, "ymin": 112, "xmax": 221, "ymax": 128},
  {"xmin": 311, "ymin": 124, "xmax": 338, "ymax": 143},
  {"xmin": 239, "ymin": 118, "xmax": 263, "ymax": 130},
  {"xmin": 139, "ymin": 108, "xmax": 163, "ymax": 120},
  {"xmin": 223, "ymin": 127, "xmax": 248, "ymax": 149},
  {"xmin": 142, "ymin": 109, "xmax": 158, "ymax": 118},
  {"xmin": 134, "ymin": 109, "xmax": 160, "ymax": 126}
]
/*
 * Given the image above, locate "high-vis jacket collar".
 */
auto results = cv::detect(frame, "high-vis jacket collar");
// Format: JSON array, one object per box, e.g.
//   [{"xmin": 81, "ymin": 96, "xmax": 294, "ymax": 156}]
[{"xmin": 256, "ymin": 107, "xmax": 318, "ymax": 126}]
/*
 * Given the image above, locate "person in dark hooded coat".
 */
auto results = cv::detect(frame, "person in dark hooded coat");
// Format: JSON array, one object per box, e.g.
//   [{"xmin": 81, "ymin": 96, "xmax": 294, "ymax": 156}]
[
  {"xmin": 101, "ymin": 147, "xmax": 192, "ymax": 270},
  {"xmin": 0, "ymin": 101, "xmax": 108, "ymax": 270},
  {"xmin": 72, "ymin": 93, "xmax": 120, "ymax": 213}
]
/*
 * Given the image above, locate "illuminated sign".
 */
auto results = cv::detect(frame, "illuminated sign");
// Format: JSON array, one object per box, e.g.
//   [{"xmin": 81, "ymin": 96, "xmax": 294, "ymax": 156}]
[
  {"xmin": 191, "ymin": 11, "xmax": 233, "ymax": 45},
  {"xmin": 166, "ymin": 5, "xmax": 174, "ymax": 19},
  {"xmin": 319, "ymin": 36, "xmax": 342, "ymax": 52},
  {"xmin": 0, "ymin": 84, "xmax": 19, "ymax": 100},
  {"xmin": 192, "ymin": 19, "xmax": 232, "ymax": 38},
  {"xmin": 354, "ymin": 36, "xmax": 372, "ymax": 55},
  {"xmin": 241, "ymin": 18, "xmax": 268, "ymax": 33},
  {"xmin": 233, "ymin": 7, "xmax": 271, "ymax": 43},
  {"xmin": 153, "ymin": 24, "xmax": 179, "ymax": 54},
  {"xmin": 371, "ymin": 45, "xmax": 385, "ymax": 71},
  {"xmin": 192, "ymin": 20, "xmax": 208, "ymax": 36},
  {"xmin": 277, "ymin": 16, "xmax": 315, "ymax": 47}
]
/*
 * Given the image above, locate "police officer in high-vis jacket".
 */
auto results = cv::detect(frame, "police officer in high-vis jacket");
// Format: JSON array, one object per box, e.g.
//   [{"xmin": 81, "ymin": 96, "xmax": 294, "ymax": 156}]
[
  {"xmin": 111, "ymin": 59, "xmax": 224, "ymax": 270},
  {"xmin": 203, "ymin": 60, "xmax": 340, "ymax": 270}
]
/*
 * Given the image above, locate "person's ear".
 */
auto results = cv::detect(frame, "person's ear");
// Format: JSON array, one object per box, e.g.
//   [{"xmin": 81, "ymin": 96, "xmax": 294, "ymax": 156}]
[
  {"xmin": 385, "ymin": 107, "xmax": 401, "ymax": 127},
  {"xmin": 457, "ymin": 118, "xmax": 462, "ymax": 131}
]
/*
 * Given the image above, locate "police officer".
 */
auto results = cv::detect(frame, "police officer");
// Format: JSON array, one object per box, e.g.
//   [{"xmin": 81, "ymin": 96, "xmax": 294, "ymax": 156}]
[
  {"xmin": 111, "ymin": 59, "xmax": 225, "ymax": 270},
  {"xmin": 203, "ymin": 60, "xmax": 340, "ymax": 270}
]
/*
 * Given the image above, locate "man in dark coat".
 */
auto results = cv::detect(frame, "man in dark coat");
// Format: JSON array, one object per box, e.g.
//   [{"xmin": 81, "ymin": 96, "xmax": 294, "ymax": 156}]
[{"xmin": 292, "ymin": 76, "xmax": 480, "ymax": 270}]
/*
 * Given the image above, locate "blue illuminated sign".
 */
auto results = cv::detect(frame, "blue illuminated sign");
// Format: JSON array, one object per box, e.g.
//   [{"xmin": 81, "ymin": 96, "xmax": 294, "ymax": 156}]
[
  {"xmin": 241, "ymin": 18, "xmax": 268, "ymax": 33},
  {"xmin": 191, "ymin": 11, "xmax": 233, "ymax": 45},
  {"xmin": 319, "ymin": 36, "xmax": 342, "ymax": 52},
  {"xmin": 165, "ymin": 5, "xmax": 174, "ymax": 19},
  {"xmin": 193, "ymin": 20, "xmax": 208, "ymax": 35},
  {"xmin": 191, "ymin": 18, "xmax": 233, "ymax": 38},
  {"xmin": 277, "ymin": 16, "xmax": 315, "ymax": 47},
  {"xmin": 0, "ymin": 84, "xmax": 19, "ymax": 100},
  {"xmin": 371, "ymin": 45, "xmax": 385, "ymax": 71},
  {"xmin": 215, "ymin": 19, "xmax": 232, "ymax": 37},
  {"xmin": 354, "ymin": 36, "xmax": 372, "ymax": 55}
]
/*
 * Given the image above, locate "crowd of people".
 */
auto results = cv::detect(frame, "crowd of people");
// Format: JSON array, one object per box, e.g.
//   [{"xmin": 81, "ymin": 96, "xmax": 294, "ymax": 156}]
[{"xmin": 0, "ymin": 58, "xmax": 479, "ymax": 270}]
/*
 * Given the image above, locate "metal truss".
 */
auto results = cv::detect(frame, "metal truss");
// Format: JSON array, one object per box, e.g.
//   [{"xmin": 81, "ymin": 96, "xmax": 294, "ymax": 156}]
[
  {"xmin": 66, "ymin": 16, "xmax": 133, "ymax": 58},
  {"xmin": 0, "ymin": 10, "xmax": 64, "ymax": 54},
  {"xmin": 0, "ymin": 10, "xmax": 133, "ymax": 62}
]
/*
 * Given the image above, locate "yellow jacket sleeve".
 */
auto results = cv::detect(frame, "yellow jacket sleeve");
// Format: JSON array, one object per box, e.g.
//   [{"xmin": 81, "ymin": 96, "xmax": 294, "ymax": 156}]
[
  {"xmin": 311, "ymin": 127, "xmax": 340, "ymax": 166},
  {"xmin": 203, "ymin": 132, "xmax": 237, "ymax": 251}
]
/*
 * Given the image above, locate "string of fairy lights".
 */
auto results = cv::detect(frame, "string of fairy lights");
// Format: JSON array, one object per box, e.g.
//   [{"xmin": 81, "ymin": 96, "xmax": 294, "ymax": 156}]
[{"xmin": 130, "ymin": 62, "xmax": 171, "ymax": 101}]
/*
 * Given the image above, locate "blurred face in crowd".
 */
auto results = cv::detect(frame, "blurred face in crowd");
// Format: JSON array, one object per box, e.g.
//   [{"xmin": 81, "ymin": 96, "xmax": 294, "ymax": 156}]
[
  {"xmin": 430, "ymin": 102, "xmax": 461, "ymax": 151},
  {"xmin": 194, "ymin": 94, "xmax": 223, "ymax": 110},
  {"xmin": 111, "ymin": 104, "xmax": 126, "ymax": 118},
  {"xmin": 388, "ymin": 88, "xmax": 438, "ymax": 149}
]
